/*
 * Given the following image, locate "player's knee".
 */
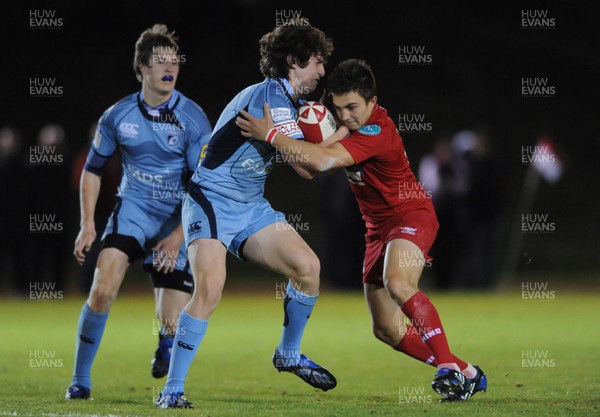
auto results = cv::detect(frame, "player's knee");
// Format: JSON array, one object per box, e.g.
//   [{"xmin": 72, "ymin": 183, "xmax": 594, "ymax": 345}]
[
  {"xmin": 190, "ymin": 284, "xmax": 223, "ymax": 315},
  {"xmin": 384, "ymin": 274, "xmax": 418, "ymax": 304},
  {"xmin": 295, "ymin": 251, "xmax": 320, "ymax": 279},
  {"xmin": 372, "ymin": 324, "xmax": 399, "ymax": 346},
  {"xmin": 88, "ymin": 283, "xmax": 118, "ymax": 312}
]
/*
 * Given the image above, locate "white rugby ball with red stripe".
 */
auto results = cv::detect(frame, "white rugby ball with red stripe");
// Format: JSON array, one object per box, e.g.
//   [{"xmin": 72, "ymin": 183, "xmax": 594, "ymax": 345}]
[{"xmin": 296, "ymin": 101, "xmax": 337, "ymax": 144}]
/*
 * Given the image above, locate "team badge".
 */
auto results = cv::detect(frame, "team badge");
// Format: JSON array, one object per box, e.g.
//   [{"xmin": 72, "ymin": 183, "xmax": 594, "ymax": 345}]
[
  {"xmin": 358, "ymin": 125, "xmax": 381, "ymax": 136},
  {"xmin": 167, "ymin": 132, "xmax": 179, "ymax": 146}
]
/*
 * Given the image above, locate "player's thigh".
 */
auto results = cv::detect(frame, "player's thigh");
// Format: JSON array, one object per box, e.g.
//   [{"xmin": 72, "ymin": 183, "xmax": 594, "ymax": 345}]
[
  {"xmin": 242, "ymin": 222, "xmax": 320, "ymax": 282},
  {"xmin": 383, "ymin": 238, "xmax": 426, "ymax": 293},
  {"xmin": 364, "ymin": 283, "xmax": 404, "ymax": 335},
  {"xmin": 187, "ymin": 238, "xmax": 228, "ymax": 296}
]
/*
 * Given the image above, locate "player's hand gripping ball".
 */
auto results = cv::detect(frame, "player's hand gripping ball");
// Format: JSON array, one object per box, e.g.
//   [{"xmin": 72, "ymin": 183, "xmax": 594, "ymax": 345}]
[{"xmin": 296, "ymin": 101, "xmax": 337, "ymax": 144}]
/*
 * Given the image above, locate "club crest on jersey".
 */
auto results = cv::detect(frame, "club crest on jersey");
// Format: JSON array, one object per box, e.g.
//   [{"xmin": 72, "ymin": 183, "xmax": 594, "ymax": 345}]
[
  {"xmin": 167, "ymin": 132, "xmax": 179, "ymax": 146},
  {"xmin": 119, "ymin": 122, "xmax": 139, "ymax": 139},
  {"xmin": 358, "ymin": 125, "xmax": 381, "ymax": 136}
]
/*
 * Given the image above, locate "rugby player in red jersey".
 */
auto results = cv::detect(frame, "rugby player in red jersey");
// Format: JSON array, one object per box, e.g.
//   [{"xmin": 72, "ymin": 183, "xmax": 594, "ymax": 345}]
[{"xmin": 236, "ymin": 59, "xmax": 487, "ymax": 402}]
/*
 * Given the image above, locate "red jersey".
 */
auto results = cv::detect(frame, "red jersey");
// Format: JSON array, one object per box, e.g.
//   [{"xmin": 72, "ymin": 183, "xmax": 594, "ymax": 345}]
[{"xmin": 339, "ymin": 104, "xmax": 431, "ymax": 228}]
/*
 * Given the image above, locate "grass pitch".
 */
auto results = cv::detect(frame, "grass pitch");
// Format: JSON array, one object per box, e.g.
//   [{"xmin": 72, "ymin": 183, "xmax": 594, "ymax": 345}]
[{"xmin": 1, "ymin": 289, "xmax": 599, "ymax": 417}]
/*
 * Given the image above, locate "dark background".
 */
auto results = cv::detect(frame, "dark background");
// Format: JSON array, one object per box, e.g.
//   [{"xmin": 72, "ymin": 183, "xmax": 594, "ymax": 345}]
[{"xmin": 2, "ymin": 0, "xmax": 599, "ymax": 294}]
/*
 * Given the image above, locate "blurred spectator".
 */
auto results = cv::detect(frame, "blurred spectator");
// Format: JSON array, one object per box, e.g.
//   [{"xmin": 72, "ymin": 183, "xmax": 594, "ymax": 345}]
[
  {"xmin": 461, "ymin": 127, "xmax": 503, "ymax": 289},
  {"xmin": 419, "ymin": 132, "xmax": 462, "ymax": 289},
  {"xmin": 419, "ymin": 128, "xmax": 503, "ymax": 290},
  {"xmin": 24, "ymin": 124, "xmax": 73, "ymax": 292},
  {"xmin": 0, "ymin": 126, "xmax": 28, "ymax": 294},
  {"xmin": 70, "ymin": 122, "xmax": 121, "ymax": 293}
]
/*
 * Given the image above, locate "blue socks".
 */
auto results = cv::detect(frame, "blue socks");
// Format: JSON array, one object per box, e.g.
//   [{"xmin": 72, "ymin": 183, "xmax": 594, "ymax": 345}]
[
  {"xmin": 71, "ymin": 303, "xmax": 109, "ymax": 389},
  {"xmin": 163, "ymin": 310, "xmax": 208, "ymax": 395},
  {"xmin": 277, "ymin": 282, "xmax": 317, "ymax": 365}
]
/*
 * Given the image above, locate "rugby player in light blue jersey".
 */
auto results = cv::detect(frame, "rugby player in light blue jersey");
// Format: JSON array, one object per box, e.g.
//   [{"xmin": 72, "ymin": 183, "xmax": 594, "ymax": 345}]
[
  {"xmin": 65, "ymin": 24, "xmax": 211, "ymax": 400},
  {"xmin": 156, "ymin": 21, "xmax": 348, "ymax": 409}
]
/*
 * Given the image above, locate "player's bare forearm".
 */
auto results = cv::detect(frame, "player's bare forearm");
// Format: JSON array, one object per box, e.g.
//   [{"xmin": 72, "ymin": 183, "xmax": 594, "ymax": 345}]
[
  {"xmin": 79, "ymin": 169, "xmax": 102, "ymax": 227},
  {"xmin": 74, "ymin": 170, "xmax": 101, "ymax": 264},
  {"xmin": 290, "ymin": 162, "xmax": 318, "ymax": 179},
  {"xmin": 284, "ymin": 129, "xmax": 346, "ymax": 179},
  {"xmin": 321, "ymin": 125, "xmax": 350, "ymax": 147},
  {"xmin": 237, "ymin": 103, "xmax": 355, "ymax": 172}
]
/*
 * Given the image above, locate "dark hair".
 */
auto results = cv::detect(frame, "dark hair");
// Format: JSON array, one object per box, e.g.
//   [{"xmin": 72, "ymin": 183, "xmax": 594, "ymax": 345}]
[
  {"xmin": 259, "ymin": 20, "xmax": 333, "ymax": 78},
  {"xmin": 133, "ymin": 24, "xmax": 179, "ymax": 82},
  {"xmin": 327, "ymin": 59, "xmax": 377, "ymax": 102}
]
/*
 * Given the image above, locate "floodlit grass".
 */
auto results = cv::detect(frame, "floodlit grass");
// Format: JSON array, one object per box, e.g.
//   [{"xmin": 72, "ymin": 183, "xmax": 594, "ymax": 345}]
[{"xmin": 1, "ymin": 290, "xmax": 599, "ymax": 416}]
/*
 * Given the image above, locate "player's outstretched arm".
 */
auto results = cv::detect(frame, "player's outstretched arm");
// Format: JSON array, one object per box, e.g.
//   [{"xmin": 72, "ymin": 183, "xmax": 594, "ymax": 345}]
[
  {"xmin": 74, "ymin": 170, "xmax": 101, "ymax": 265},
  {"xmin": 237, "ymin": 103, "xmax": 355, "ymax": 173},
  {"xmin": 290, "ymin": 127, "xmax": 350, "ymax": 179}
]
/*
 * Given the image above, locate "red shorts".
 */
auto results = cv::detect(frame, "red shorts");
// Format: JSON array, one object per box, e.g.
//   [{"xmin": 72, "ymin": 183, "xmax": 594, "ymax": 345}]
[{"xmin": 362, "ymin": 203, "xmax": 439, "ymax": 285}]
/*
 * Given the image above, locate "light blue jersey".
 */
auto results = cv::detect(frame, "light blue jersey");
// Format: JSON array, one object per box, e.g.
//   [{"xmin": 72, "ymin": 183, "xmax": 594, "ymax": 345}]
[
  {"xmin": 85, "ymin": 89, "xmax": 212, "ymax": 211},
  {"xmin": 84, "ymin": 89, "xmax": 211, "ymax": 273},
  {"xmin": 182, "ymin": 78, "xmax": 303, "ymax": 256},
  {"xmin": 191, "ymin": 78, "xmax": 304, "ymax": 202}
]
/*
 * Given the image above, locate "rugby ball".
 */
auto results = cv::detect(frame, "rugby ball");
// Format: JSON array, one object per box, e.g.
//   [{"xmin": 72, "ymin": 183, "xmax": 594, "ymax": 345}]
[{"xmin": 296, "ymin": 101, "xmax": 337, "ymax": 144}]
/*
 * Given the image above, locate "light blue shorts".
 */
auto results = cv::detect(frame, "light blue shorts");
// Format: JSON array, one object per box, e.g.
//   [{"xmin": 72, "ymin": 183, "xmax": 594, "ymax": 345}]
[
  {"xmin": 103, "ymin": 196, "xmax": 190, "ymax": 273},
  {"xmin": 183, "ymin": 182, "xmax": 285, "ymax": 260}
]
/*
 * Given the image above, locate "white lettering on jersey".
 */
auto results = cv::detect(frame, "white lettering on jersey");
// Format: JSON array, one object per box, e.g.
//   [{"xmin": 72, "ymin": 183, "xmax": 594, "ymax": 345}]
[
  {"xmin": 271, "ymin": 107, "xmax": 293, "ymax": 123},
  {"xmin": 127, "ymin": 163, "xmax": 163, "ymax": 183},
  {"xmin": 399, "ymin": 227, "xmax": 417, "ymax": 235},
  {"xmin": 275, "ymin": 121, "xmax": 302, "ymax": 137},
  {"xmin": 241, "ymin": 158, "xmax": 267, "ymax": 174},
  {"xmin": 119, "ymin": 122, "xmax": 139, "ymax": 138},
  {"xmin": 345, "ymin": 168, "xmax": 365, "ymax": 186}
]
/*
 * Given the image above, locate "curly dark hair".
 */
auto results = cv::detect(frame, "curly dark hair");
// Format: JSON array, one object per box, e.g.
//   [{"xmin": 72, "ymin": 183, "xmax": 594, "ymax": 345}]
[
  {"xmin": 327, "ymin": 59, "xmax": 377, "ymax": 102},
  {"xmin": 259, "ymin": 20, "xmax": 333, "ymax": 78},
  {"xmin": 133, "ymin": 24, "xmax": 179, "ymax": 82}
]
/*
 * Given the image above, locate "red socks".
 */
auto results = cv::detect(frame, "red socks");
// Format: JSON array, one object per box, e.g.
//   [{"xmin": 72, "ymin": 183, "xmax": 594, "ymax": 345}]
[
  {"xmin": 394, "ymin": 325, "xmax": 468, "ymax": 370},
  {"xmin": 400, "ymin": 291, "xmax": 455, "ymax": 365},
  {"xmin": 395, "ymin": 327, "xmax": 436, "ymax": 365}
]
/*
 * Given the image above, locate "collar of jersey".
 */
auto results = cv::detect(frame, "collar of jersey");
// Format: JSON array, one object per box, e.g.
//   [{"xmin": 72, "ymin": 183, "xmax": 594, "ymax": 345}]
[{"xmin": 139, "ymin": 89, "xmax": 180, "ymax": 113}]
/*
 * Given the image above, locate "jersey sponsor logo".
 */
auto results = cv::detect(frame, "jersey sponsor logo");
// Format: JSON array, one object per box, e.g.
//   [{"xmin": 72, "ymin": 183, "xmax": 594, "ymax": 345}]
[
  {"xmin": 345, "ymin": 165, "xmax": 365, "ymax": 186},
  {"xmin": 271, "ymin": 107, "xmax": 293, "ymax": 123},
  {"xmin": 399, "ymin": 226, "xmax": 417, "ymax": 235},
  {"xmin": 199, "ymin": 144, "xmax": 208, "ymax": 165},
  {"xmin": 119, "ymin": 122, "xmax": 139, "ymax": 138},
  {"xmin": 358, "ymin": 124, "xmax": 382, "ymax": 136},
  {"xmin": 241, "ymin": 157, "xmax": 270, "ymax": 174},
  {"xmin": 93, "ymin": 130, "xmax": 102, "ymax": 148},
  {"xmin": 126, "ymin": 163, "xmax": 163, "ymax": 183},
  {"xmin": 275, "ymin": 121, "xmax": 302, "ymax": 137}
]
